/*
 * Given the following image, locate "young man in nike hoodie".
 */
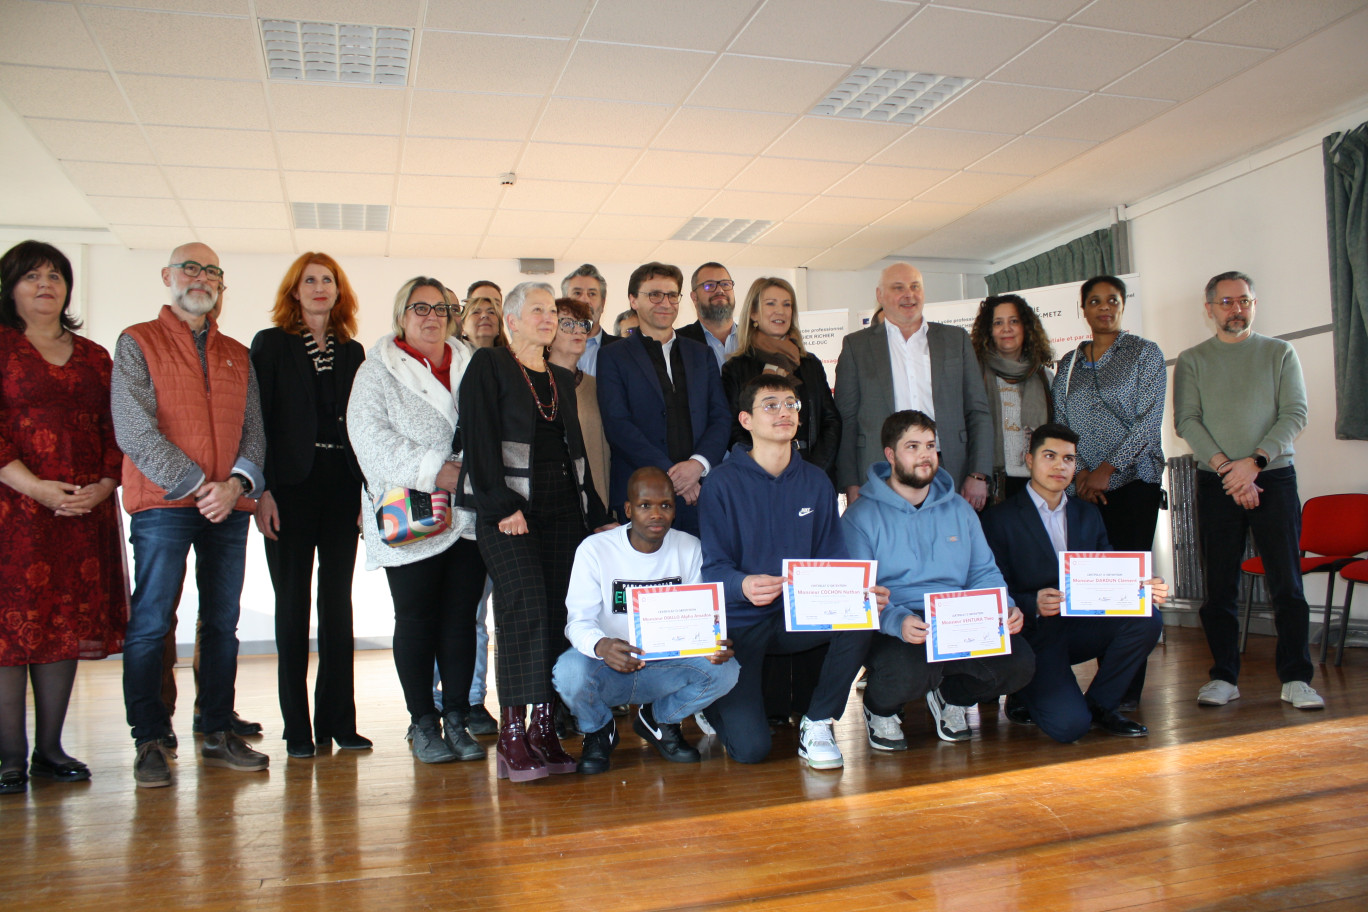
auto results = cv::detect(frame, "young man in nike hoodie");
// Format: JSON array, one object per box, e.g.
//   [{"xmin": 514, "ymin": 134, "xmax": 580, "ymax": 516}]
[
  {"xmin": 842, "ymin": 410, "xmax": 1034, "ymax": 750},
  {"xmin": 699, "ymin": 374, "xmax": 887, "ymax": 770}
]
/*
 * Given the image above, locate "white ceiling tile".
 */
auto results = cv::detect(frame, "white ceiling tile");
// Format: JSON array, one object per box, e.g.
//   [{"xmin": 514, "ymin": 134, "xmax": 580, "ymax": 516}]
[
  {"xmin": 727, "ymin": 158, "xmax": 855, "ymax": 194},
  {"xmin": 289, "ymin": 230, "xmax": 389, "ymax": 257},
  {"xmin": 61, "ymin": 162, "xmax": 173, "ymax": 198},
  {"xmin": 869, "ymin": 6, "xmax": 1054, "ymax": 78},
  {"xmin": 88, "ymin": 196, "xmax": 187, "ymax": 226},
  {"xmin": 599, "ymin": 185, "xmax": 713, "ymax": 217},
  {"xmin": 425, "ymin": 0, "xmax": 587, "ymax": 37},
  {"xmin": 732, "ymin": 0, "xmax": 913, "ymax": 64},
  {"xmin": 121, "ymin": 75, "xmax": 269, "ymax": 130},
  {"xmin": 583, "ymin": 0, "xmax": 757, "ymax": 52},
  {"xmin": 27, "ymin": 119, "xmax": 155, "ymax": 163},
  {"xmin": 752, "ymin": 222, "xmax": 861, "ymax": 247},
  {"xmin": 579, "ymin": 214, "xmax": 685, "ymax": 240},
  {"xmin": 144, "ymin": 126, "xmax": 277, "ymax": 168},
  {"xmin": 0, "ymin": 2, "xmax": 106, "ymax": 69},
  {"xmin": 990, "ymin": 26, "xmax": 1176, "ymax": 91},
  {"xmin": 110, "ymin": 225, "xmax": 200, "ymax": 251},
  {"xmin": 275, "ymin": 132, "xmax": 397, "ymax": 172},
  {"xmin": 396, "ymin": 175, "xmax": 506, "ymax": 208},
  {"xmin": 556, "ymin": 43, "xmax": 714, "ymax": 105},
  {"xmin": 534, "ymin": 98, "xmax": 672, "ymax": 147},
  {"xmin": 83, "ymin": 7, "xmax": 261, "ymax": 80},
  {"xmin": 0, "ymin": 66, "xmax": 133, "ymax": 122},
  {"xmin": 833, "ymin": 224, "xmax": 927, "ymax": 251},
  {"xmin": 1069, "ymin": 0, "xmax": 1247, "ymax": 38},
  {"xmin": 650, "ymin": 240, "xmax": 756, "ymax": 266},
  {"xmin": 1195, "ymin": 0, "xmax": 1368, "ymax": 48},
  {"xmin": 1028, "ymin": 94, "xmax": 1172, "ymax": 141},
  {"xmin": 197, "ymin": 228, "xmax": 295, "ymax": 255},
  {"xmin": 283, "ymin": 172, "xmax": 393, "ymax": 204},
  {"xmin": 688, "ymin": 56, "xmax": 847, "ymax": 114},
  {"xmin": 935, "ymin": 0, "xmax": 1087, "ymax": 17},
  {"xmin": 387, "ymin": 234, "xmax": 482, "ymax": 258},
  {"xmin": 498, "ymin": 178, "xmax": 613, "ymax": 213},
  {"xmin": 764, "ymin": 117, "xmax": 908, "ymax": 162},
  {"xmin": 407, "ymin": 92, "xmax": 542, "ymax": 139},
  {"xmin": 915, "ymin": 170, "xmax": 1027, "ymax": 204},
  {"xmin": 625, "ymin": 150, "xmax": 751, "ymax": 189},
  {"xmin": 827, "ymin": 164, "xmax": 951, "ymax": 199},
  {"xmin": 487, "ymin": 209, "xmax": 590, "ymax": 238},
  {"xmin": 653, "ymin": 108, "xmax": 795, "ymax": 155},
  {"xmin": 967, "ymin": 135, "xmax": 1095, "ymax": 174},
  {"xmin": 921, "ymin": 83, "xmax": 1085, "ymax": 133},
  {"xmin": 560, "ymin": 238, "xmax": 661, "ymax": 264},
  {"xmin": 182, "ymin": 200, "xmax": 290, "ymax": 230},
  {"xmin": 478, "ymin": 236, "xmax": 570, "ymax": 260},
  {"xmin": 698, "ymin": 190, "xmax": 811, "ymax": 221},
  {"xmin": 803, "ymin": 248, "xmax": 886, "ymax": 270},
  {"xmin": 416, "ymin": 33, "xmax": 569, "ymax": 93},
  {"xmin": 1105, "ymin": 41, "xmax": 1272, "ymax": 102},
  {"xmin": 401, "ymin": 138, "xmax": 522, "ymax": 176},
  {"xmin": 268, "ymin": 84, "xmax": 406, "ymax": 136},
  {"xmin": 391, "ymin": 207, "xmax": 491, "ymax": 235},
  {"xmin": 790, "ymin": 195, "xmax": 902, "ymax": 224},
  {"xmin": 516, "ymin": 143, "xmax": 640, "ymax": 183},
  {"xmin": 166, "ymin": 167, "xmax": 284, "ymax": 201},
  {"xmin": 83, "ymin": 1, "xmax": 250, "ymax": 12},
  {"xmin": 726, "ymin": 245, "xmax": 827, "ymax": 268},
  {"xmin": 875, "ymin": 200, "xmax": 976, "ymax": 230},
  {"xmin": 872, "ymin": 127, "xmax": 1014, "ymax": 168},
  {"xmin": 257, "ymin": 1, "xmax": 421, "ymax": 27}
]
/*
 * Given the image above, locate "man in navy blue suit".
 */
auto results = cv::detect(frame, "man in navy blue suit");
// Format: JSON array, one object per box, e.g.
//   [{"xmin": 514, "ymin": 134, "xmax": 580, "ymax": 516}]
[
  {"xmin": 980, "ymin": 423, "xmax": 1167, "ymax": 742},
  {"xmin": 597, "ymin": 262, "xmax": 731, "ymax": 536}
]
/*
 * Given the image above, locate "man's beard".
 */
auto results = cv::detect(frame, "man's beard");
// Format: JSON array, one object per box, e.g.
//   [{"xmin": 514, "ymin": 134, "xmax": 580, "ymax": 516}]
[
  {"xmin": 1220, "ymin": 316, "xmax": 1248, "ymax": 335},
  {"xmin": 894, "ymin": 463, "xmax": 935, "ymax": 489},
  {"xmin": 697, "ymin": 300, "xmax": 733, "ymax": 324},
  {"xmin": 172, "ymin": 284, "xmax": 218, "ymax": 316}
]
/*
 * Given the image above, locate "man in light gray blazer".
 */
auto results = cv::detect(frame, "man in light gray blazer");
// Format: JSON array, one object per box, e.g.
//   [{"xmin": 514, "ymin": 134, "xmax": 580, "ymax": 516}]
[{"xmin": 835, "ymin": 263, "xmax": 993, "ymax": 508}]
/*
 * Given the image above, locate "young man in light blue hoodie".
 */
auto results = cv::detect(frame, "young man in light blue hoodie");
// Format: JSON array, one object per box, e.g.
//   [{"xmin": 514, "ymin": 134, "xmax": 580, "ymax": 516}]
[{"xmin": 842, "ymin": 410, "xmax": 1034, "ymax": 750}]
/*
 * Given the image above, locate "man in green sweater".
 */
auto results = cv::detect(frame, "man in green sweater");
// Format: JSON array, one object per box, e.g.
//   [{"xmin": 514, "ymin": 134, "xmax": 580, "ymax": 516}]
[{"xmin": 1173, "ymin": 271, "xmax": 1321, "ymax": 710}]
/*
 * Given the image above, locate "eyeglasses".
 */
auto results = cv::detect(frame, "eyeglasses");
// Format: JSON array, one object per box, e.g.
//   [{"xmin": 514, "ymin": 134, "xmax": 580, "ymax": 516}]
[
  {"xmin": 170, "ymin": 261, "xmax": 225, "ymax": 282},
  {"xmin": 641, "ymin": 290, "xmax": 681, "ymax": 304},
  {"xmin": 623, "ymin": 326, "xmax": 638, "ymax": 336},
  {"xmin": 1215, "ymin": 296, "xmax": 1255, "ymax": 310},
  {"xmin": 756, "ymin": 399, "xmax": 802, "ymax": 414},
  {"xmin": 406, "ymin": 303, "xmax": 454, "ymax": 317},
  {"xmin": 465, "ymin": 296, "xmax": 499, "ymax": 311},
  {"xmin": 559, "ymin": 319, "xmax": 592, "ymax": 333},
  {"xmin": 695, "ymin": 280, "xmax": 735, "ymax": 293}
]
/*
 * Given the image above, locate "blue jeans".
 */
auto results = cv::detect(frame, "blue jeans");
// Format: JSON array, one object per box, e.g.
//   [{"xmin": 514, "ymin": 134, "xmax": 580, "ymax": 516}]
[
  {"xmin": 433, "ymin": 576, "xmax": 493, "ymax": 710},
  {"xmin": 552, "ymin": 648, "xmax": 739, "ymax": 734},
  {"xmin": 122, "ymin": 508, "xmax": 249, "ymax": 745}
]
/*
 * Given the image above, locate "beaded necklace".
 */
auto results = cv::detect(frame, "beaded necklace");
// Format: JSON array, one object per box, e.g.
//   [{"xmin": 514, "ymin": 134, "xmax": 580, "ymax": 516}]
[{"xmin": 515, "ymin": 353, "xmax": 559, "ymax": 421}]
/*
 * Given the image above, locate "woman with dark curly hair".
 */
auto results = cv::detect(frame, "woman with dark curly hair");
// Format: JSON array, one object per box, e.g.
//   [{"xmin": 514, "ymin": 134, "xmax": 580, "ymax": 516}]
[{"xmin": 970, "ymin": 293, "xmax": 1055, "ymax": 504}]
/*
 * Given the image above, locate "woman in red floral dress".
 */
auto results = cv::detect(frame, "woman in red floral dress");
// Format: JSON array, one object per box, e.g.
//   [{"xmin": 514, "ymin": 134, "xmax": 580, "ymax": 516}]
[{"xmin": 0, "ymin": 241, "xmax": 127, "ymax": 795}]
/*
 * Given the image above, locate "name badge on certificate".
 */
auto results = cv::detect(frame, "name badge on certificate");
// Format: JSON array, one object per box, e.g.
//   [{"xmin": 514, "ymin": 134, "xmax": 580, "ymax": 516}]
[
  {"xmin": 628, "ymin": 582, "xmax": 726, "ymax": 661},
  {"xmin": 1059, "ymin": 551, "xmax": 1152, "ymax": 617},
  {"xmin": 924, "ymin": 587, "xmax": 1011, "ymax": 663},
  {"xmin": 782, "ymin": 559, "xmax": 878, "ymax": 632}
]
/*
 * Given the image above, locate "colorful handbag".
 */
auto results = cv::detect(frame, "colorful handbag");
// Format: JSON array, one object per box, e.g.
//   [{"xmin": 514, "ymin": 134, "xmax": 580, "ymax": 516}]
[{"xmin": 374, "ymin": 487, "xmax": 451, "ymax": 546}]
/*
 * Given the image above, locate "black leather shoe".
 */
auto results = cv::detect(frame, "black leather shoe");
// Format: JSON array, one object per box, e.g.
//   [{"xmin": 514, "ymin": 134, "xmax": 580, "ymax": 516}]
[
  {"xmin": 464, "ymin": 705, "xmax": 498, "ymax": 736},
  {"xmin": 193, "ymin": 712, "xmax": 263, "ymax": 736},
  {"xmin": 0, "ymin": 769, "xmax": 27, "ymax": 794},
  {"xmin": 160, "ymin": 728, "xmax": 179, "ymax": 754},
  {"xmin": 1116, "ymin": 699, "xmax": 1140, "ymax": 713},
  {"xmin": 330, "ymin": 733, "xmax": 373, "ymax": 750},
  {"xmin": 1091, "ymin": 705, "xmax": 1147, "ymax": 738},
  {"xmin": 286, "ymin": 740, "xmax": 316, "ymax": 758},
  {"xmin": 1004, "ymin": 696, "xmax": 1034, "ymax": 726},
  {"xmin": 576, "ymin": 719, "xmax": 619, "ymax": 775},
  {"xmin": 633, "ymin": 704, "xmax": 700, "ymax": 763},
  {"xmin": 29, "ymin": 753, "xmax": 91, "ymax": 782}
]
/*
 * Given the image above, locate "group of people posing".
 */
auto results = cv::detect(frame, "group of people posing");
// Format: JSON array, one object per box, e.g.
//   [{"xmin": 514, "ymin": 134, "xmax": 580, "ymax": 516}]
[{"xmin": 0, "ymin": 239, "xmax": 1319, "ymax": 795}]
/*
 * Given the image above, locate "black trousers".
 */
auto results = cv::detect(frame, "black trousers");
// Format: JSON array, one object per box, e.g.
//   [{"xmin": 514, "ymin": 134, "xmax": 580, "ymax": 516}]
[
  {"xmin": 383, "ymin": 537, "xmax": 487, "ymax": 724},
  {"xmin": 264, "ymin": 451, "xmax": 361, "ymax": 744},
  {"xmin": 1096, "ymin": 479, "xmax": 1163, "ymax": 703},
  {"xmin": 862, "ymin": 632, "xmax": 1035, "ymax": 716}
]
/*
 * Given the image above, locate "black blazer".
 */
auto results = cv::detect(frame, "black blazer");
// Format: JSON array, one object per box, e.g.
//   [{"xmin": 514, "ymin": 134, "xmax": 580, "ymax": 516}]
[
  {"xmin": 249, "ymin": 326, "xmax": 364, "ymax": 490},
  {"xmin": 675, "ymin": 321, "xmax": 707, "ymax": 346},
  {"xmin": 599, "ymin": 329, "xmax": 623, "ymax": 348},
  {"xmin": 720, "ymin": 351, "xmax": 842, "ymax": 478}
]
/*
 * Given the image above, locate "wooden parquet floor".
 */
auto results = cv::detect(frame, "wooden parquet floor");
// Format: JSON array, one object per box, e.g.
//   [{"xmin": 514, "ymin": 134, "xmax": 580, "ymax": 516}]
[{"xmin": 3, "ymin": 626, "xmax": 1366, "ymax": 911}]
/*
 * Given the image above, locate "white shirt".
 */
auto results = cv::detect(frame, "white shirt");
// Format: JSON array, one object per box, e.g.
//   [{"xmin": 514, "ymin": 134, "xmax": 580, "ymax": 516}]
[
  {"xmin": 1026, "ymin": 483, "xmax": 1069, "ymax": 555},
  {"xmin": 886, "ymin": 320, "xmax": 934, "ymax": 418}
]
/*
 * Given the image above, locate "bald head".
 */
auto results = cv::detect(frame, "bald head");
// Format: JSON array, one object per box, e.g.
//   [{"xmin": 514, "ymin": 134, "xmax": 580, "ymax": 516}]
[
  {"xmin": 877, "ymin": 262, "xmax": 925, "ymax": 338},
  {"xmin": 627, "ymin": 466, "xmax": 672, "ymax": 502}
]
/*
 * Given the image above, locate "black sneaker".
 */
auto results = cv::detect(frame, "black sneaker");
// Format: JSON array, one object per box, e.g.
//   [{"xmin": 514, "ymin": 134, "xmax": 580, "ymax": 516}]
[
  {"xmin": 577, "ymin": 719, "xmax": 619, "ymax": 775},
  {"xmin": 633, "ymin": 704, "xmax": 700, "ymax": 763}
]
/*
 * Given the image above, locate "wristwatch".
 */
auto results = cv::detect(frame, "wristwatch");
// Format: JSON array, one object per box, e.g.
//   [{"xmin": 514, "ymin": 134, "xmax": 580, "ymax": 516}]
[
  {"xmin": 230, "ymin": 471, "xmax": 253, "ymax": 495},
  {"xmin": 1252, "ymin": 454, "xmax": 1268, "ymax": 470}
]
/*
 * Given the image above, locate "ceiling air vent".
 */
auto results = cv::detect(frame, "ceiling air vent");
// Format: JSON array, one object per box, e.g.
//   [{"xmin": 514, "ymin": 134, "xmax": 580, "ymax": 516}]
[
  {"xmin": 811, "ymin": 67, "xmax": 970, "ymax": 124},
  {"xmin": 291, "ymin": 203, "xmax": 390, "ymax": 232},
  {"xmin": 261, "ymin": 20, "xmax": 412, "ymax": 85},
  {"xmin": 671, "ymin": 217, "xmax": 772, "ymax": 244}
]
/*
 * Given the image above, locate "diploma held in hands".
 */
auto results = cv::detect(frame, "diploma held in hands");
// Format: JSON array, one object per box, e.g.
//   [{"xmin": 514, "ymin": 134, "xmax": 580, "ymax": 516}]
[
  {"xmin": 924, "ymin": 587, "xmax": 1011, "ymax": 662},
  {"xmin": 629, "ymin": 582, "xmax": 726, "ymax": 661},
  {"xmin": 782, "ymin": 559, "xmax": 879, "ymax": 632},
  {"xmin": 1059, "ymin": 551, "xmax": 1152, "ymax": 617}
]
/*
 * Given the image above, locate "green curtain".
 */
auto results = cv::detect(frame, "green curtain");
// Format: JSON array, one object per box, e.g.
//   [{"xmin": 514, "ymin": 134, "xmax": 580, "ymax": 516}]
[
  {"xmin": 985, "ymin": 227, "xmax": 1116, "ymax": 295},
  {"xmin": 1324, "ymin": 122, "xmax": 1368, "ymax": 441}
]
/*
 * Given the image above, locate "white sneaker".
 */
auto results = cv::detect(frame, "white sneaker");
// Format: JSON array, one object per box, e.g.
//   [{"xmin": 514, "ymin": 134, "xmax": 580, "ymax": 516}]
[
  {"xmin": 798, "ymin": 716, "xmax": 843, "ymax": 769},
  {"xmin": 694, "ymin": 711, "xmax": 715, "ymax": 736},
  {"xmin": 863, "ymin": 707, "xmax": 907, "ymax": 751},
  {"xmin": 1281, "ymin": 681, "xmax": 1325, "ymax": 710},
  {"xmin": 926, "ymin": 689, "xmax": 970, "ymax": 742},
  {"xmin": 1197, "ymin": 680, "xmax": 1240, "ymax": 706}
]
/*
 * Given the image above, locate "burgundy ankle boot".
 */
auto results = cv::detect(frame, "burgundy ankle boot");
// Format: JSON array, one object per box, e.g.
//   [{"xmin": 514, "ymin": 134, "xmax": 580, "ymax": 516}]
[
  {"xmin": 496, "ymin": 705, "xmax": 548, "ymax": 783},
  {"xmin": 527, "ymin": 702, "xmax": 577, "ymax": 774}
]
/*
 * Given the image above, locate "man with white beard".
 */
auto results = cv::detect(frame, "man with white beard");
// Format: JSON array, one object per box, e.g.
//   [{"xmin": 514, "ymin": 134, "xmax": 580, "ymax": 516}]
[{"xmin": 112, "ymin": 242, "xmax": 268, "ymax": 788}]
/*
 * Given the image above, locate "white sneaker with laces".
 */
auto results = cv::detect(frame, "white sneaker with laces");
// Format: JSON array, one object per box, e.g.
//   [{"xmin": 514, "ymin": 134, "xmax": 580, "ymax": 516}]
[
  {"xmin": 1197, "ymin": 679, "xmax": 1240, "ymax": 706},
  {"xmin": 863, "ymin": 707, "xmax": 907, "ymax": 751},
  {"xmin": 798, "ymin": 716, "xmax": 843, "ymax": 769},
  {"xmin": 1281, "ymin": 681, "xmax": 1325, "ymax": 710},
  {"xmin": 926, "ymin": 689, "xmax": 971, "ymax": 742}
]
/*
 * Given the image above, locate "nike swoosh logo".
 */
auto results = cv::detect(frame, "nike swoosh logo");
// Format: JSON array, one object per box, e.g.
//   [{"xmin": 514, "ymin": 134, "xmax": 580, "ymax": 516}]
[
  {"xmin": 642, "ymin": 712, "xmax": 663, "ymax": 741},
  {"xmin": 798, "ymin": 507, "xmax": 814, "ymax": 517}
]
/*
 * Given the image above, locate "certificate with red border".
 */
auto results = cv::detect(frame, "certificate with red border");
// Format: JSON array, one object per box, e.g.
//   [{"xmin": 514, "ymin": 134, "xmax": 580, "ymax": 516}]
[
  {"xmin": 1059, "ymin": 551, "xmax": 1152, "ymax": 617},
  {"xmin": 629, "ymin": 582, "xmax": 726, "ymax": 661},
  {"xmin": 782, "ymin": 559, "xmax": 878, "ymax": 632},
  {"xmin": 924, "ymin": 587, "xmax": 1011, "ymax": 663}
]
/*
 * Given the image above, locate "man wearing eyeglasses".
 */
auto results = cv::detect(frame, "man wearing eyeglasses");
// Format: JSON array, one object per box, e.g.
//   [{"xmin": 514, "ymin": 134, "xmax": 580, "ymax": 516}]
[
  {"xmin": 563, "ymin": 263, "xmax": 619, "ymax": 376},
  {"xmin": 597, "ymin": 261, "xmax": 731, "ymax": 535},
  {"xmin": 1174, "ymin": 271, "xmax": 1320, "ymax": 710},
  {"xmin": 678, "ymin": 262, "xmax": 739, "ymax": 370},
  {"xmin": 111, "ymin": 243, "xmax": 269, "ymax": 787}
]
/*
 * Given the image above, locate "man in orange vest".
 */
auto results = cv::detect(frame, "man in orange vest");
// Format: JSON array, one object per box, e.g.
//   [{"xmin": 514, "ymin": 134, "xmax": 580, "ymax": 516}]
[{"xmin": 112, "ymin": 242, "xmax": 268, "ymax": 788}]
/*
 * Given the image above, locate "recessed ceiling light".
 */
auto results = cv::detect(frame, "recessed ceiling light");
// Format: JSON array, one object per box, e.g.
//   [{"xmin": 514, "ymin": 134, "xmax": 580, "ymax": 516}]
[
  {"xmin": 811, "ymin": 67, "xmax": 970, "ymax": 124},
  {"xmin": 260, "ymin": 20, "xmax": 412, "ymax": 85},
  {"xmin": 291, "ymin": 202, "xmax": 389, "ymax": 231},
  {"xmin": 671, "ymin": 217, "xmax": 773, "ymax": 244}
]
